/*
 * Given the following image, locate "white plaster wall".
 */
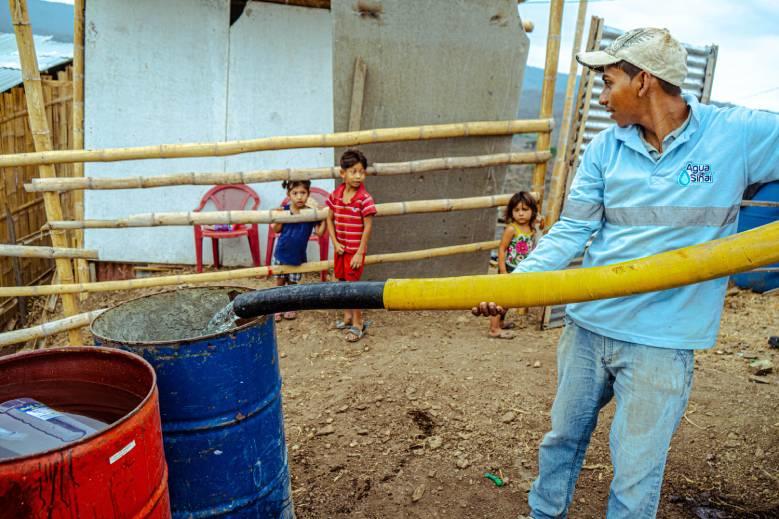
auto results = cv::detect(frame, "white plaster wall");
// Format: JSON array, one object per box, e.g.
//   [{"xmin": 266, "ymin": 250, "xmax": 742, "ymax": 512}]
[
  {"xmin": 221, "ymin": 1, "xmax": 334, "ymax": 266},
  {"xmin": 84, "ymin": 0, "xmax": 334, "ymax": 266}
]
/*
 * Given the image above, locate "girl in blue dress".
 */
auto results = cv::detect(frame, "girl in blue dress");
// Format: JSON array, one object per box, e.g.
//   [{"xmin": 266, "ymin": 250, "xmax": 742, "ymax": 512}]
[{"xmin": 271, "ymin": 180, "xmax": 326, "ymax": 321}]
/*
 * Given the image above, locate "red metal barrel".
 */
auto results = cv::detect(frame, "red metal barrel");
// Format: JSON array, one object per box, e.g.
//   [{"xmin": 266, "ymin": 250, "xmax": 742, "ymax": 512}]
[{"xmin": 0, "ymin": 347, "xmax": 170, "ymax": 518}]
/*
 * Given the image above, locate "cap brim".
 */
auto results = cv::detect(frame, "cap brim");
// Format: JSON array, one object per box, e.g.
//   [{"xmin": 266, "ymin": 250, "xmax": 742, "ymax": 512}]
[{"xmin": 576, "ymin": 50, "xmax": 619, "ymax": 69}]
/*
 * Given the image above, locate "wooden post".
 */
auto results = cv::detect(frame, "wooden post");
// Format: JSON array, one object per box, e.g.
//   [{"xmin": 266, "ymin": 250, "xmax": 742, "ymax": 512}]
[
  {"xmin": 72, "ymin": 0, "xmax": 90, "ymax": 296},
  {"xmin": 348, "ymin": 57, "xmax": 367, "ymax": 132},
  {"xmin": 531, "ymin": 0, "xmax": 565, "ymax": 208},
  {"xmin": 544, "ymin": 0, "xmax": 587, "ymax": 227},
  {"xmin": 9, "ymin": 0, "xmax": 81, "ymax": 345}
]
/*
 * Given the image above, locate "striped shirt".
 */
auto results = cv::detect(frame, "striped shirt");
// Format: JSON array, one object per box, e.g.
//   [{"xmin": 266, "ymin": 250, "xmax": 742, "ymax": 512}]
[{"xmin": 326, "ymin": 183, "xmax": 377, "ymax": 253}]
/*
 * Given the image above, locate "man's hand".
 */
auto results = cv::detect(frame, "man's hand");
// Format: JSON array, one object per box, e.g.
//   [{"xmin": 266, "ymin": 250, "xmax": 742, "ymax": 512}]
[
  {"xmin": 333, "ymin": 241, "xmax": 345, "ymax": 255},
  {"xmin": 471, "ymin": 302, "xmax": 505, "ymax": 316},
  {"xmin": 350, "ymin": 252, "xmax": 364, "ymax": 269}
]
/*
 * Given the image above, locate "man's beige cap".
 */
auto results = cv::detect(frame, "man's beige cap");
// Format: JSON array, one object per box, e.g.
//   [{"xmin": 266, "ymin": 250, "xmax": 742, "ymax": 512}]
[{"xmin": 576, "ymin": 27, "xmax": 687, "ymax": 87}]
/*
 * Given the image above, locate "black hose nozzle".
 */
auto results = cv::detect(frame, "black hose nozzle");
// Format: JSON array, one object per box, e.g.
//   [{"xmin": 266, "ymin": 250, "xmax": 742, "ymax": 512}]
[{"xmin": 232, "ymin": 281, "xmax": 386, "ymax": 318}]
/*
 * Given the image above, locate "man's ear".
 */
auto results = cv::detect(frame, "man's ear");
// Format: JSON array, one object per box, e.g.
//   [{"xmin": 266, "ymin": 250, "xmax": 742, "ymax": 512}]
[{"xmin": 636, "ymin": 71, "xmax": 651, "ymax": 97}]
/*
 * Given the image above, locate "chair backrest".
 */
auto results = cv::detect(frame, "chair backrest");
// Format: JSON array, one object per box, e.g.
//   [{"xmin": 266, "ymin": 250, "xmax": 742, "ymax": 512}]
[
  {"xmin": 196, "ymin": 185, "xmax": 260, "ymax": 212},
  {"xmin": 309, "ymin": 187, "xmax": 329, "ymax": 208}
]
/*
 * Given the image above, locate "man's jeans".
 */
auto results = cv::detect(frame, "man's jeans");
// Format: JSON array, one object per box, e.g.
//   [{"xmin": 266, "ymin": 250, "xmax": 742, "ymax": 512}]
[{"xmin": 529, "ymin": 321, "xmax": 694, "ymax": 518}]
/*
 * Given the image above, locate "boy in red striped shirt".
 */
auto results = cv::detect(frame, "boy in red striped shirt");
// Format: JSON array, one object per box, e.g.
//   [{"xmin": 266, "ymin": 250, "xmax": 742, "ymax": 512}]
[{"xmin": 326, "ymin": 149, "xmax": 377, "ymax": 342}]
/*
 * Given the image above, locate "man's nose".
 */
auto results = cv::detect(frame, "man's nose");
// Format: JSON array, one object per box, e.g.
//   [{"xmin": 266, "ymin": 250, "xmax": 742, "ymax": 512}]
[{"xmin": 598, "ymin": 91, "xmax": 608, "ymax": 106}]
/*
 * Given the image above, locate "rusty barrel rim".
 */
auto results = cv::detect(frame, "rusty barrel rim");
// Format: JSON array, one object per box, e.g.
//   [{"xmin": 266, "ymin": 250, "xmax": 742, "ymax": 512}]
[
  {"xmin": 0, "ymin": 346, "xmax": 158, "ymax": 465},
  {"xmin": 90, "ymin": 286, "xmax": 264, "ymax": 347}
]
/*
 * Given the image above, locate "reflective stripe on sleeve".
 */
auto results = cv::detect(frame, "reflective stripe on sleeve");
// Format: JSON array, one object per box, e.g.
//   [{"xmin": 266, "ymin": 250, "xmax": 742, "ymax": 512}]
[
  {"xmin": 561, "ymin": 200, "xmax": 604, "ymax": 221},
  {"xmin": 604, "ymin": 204, "xmax": 739, "ymax": 227}
]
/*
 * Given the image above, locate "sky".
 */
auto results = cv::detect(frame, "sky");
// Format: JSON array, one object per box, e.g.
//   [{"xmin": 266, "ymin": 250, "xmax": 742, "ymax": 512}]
[
  {"xmin": 37, "ymin": 0, "xmax": 779, "ymax": 111},
  {"xmin": 518, "ymin": 0, "xmax": 779, "ymax": 112}
]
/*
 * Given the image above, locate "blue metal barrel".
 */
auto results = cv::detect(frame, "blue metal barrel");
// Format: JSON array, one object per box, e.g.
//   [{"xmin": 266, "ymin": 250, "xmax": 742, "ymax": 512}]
[
  {"xmin": 91, "ymin": 287, "xmax": 294, "ymax": 518},
  {"xmin": 733, "ymin": 181, "xmax": 779, "ymax": 293}
]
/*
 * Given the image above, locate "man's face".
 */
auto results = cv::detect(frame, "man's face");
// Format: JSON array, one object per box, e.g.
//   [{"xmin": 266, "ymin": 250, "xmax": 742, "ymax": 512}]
[{"xmin": 599, "ymin": 65, "xmax": 643, "ymax": 127}]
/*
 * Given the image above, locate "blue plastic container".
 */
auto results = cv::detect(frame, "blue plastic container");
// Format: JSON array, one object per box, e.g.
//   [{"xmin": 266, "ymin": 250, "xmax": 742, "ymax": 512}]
[
  {"xmin": 91, "ymin": 287, "xmax": 293, "ymax": 518},
  {"xmin": 733, "ymin": 182, "xmax": 779, "ymax": 293}
]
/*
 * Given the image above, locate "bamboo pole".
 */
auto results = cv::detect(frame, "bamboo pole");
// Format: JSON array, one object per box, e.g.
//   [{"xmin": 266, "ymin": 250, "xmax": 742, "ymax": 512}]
[
  {"xmin": 46, "ymin": 193, "xmax": 517, "ymax": 229},
  {"xmin": 0, "ymin": 244, "xmax": 98, "ymax": 259},
  {"xmin": 10, "ymin": 0, "xmax": 81, "ymax": 345},
  {"xmin": 741, "ymin": 200, "xmax": 779, "ymax": 208},
  {"xmin": 0, "ymin": 240, "xmax": 501, "ymax": 298},
  {"xmin": 544, "ymin": 0, "xmax": 587, "ymax": 228},
  {"xmin": 0, "ymin": 309, "xmax": 103, "ymax": 348},
  {"xmin": 25, "ymin": 151, "xmax": 552, "ymax": 192},
  {"xmin": 531, "ymin": 0, "xmax": 565, "ymax": 208},
  {"xmin": 72, "ymin": 0, "xmax": 90, "ymax": 296},
  {"xmin": 0, "ymin": 119, "xmax": 553, "ymax": 168}
]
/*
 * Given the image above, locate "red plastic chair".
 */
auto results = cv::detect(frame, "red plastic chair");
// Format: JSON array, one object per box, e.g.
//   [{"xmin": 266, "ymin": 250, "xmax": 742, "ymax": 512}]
[
  {"xmin": 266, "ymin": 186, "xmax": 330, "ymax": 281},
  {"xmin": 194, "ymin": 185, "xmax": 261, "ymax": 273}
]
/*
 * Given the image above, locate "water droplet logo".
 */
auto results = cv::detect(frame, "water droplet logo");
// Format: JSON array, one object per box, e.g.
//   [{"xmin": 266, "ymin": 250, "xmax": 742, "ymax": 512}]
[{"xmin": 677, "ymin": 169, "xmax": 691, "ymax": 186}]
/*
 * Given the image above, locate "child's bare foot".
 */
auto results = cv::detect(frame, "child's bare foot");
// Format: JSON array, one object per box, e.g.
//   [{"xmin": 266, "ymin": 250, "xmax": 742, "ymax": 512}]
[{"xmin": 500, "ymin": 321, "xmax": 516, "ymax": 330}]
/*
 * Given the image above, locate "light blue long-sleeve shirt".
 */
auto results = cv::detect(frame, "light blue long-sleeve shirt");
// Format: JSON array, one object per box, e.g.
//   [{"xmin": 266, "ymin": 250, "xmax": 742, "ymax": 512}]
[{"xmin": 517, "ymin": 94, "xmax": 779, "ymax": 349}]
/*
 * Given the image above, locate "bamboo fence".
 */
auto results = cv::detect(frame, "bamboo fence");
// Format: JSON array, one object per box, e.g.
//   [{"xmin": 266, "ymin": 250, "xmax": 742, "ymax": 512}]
[
  {"xmin": 0, "ymin": 74, "xmax": 74, "ymax": 329},
  {"xmin": 9, "ymin": 0, "xmax": 80, "ymax": 344},
  {"xmin": 0, "ymin": 119, "xmax": 553, "ymax": 168},
  {"xmin": 544, "ymin": 0, "xmax": 587, "ymax": 228},
  {"xmin": 0, "ymin": 244, "xmax": 98, "ymax": 259},
  {"xmin": 531, "ymin": 0, "xmax": 564, "ymax": 206},
  {"xmin": 25, "ymin": 151, "xmax": 551, "ymax": 192},
  {"xmin": 46, "ymin": 194, "xmax": 516, "ymax": 229},
  {"xmin": 0, "ymin": 240, "xmax": 500, "ymax": 299}
]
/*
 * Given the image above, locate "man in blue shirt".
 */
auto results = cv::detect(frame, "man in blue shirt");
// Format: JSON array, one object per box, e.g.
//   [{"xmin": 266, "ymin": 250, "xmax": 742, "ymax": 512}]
[{"xmin": 474, "ymin": 27, "xmax": 779, "ymax": 518}]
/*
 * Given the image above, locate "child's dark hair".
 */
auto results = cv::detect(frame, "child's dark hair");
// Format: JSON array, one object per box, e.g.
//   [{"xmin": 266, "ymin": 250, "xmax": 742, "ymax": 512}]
[
  {"xmin": 506, "ymin": 191, "xmax": 538, "ymax": 225},
  {"xmin": 281, "ymin": 179, "xmax": 311, "ymax": 192},
  {"xmin": 340, "ymin": 148, "xmax": 368, "ymax": 170}
]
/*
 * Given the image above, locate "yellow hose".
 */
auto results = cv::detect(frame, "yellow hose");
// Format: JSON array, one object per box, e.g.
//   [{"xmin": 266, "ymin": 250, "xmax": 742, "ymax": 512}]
[{"xmin": 383, "ymin": 221, "xmax": 779, "ymax": 310}]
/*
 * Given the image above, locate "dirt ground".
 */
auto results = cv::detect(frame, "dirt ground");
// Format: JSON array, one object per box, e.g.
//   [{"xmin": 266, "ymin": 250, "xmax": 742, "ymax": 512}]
[{"xmin": 19, "ymin": 273, "xmax": 779, "ymax": 518}]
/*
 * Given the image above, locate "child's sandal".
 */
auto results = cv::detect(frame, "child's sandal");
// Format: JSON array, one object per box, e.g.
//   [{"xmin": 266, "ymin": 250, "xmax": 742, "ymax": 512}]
[
  {"xmin": 335, "ymin": 319, "xmax": 351, "ymax": 330},
  {"xmin": 345, "ymin": 325, "xmax": 366, "ymax": 343}
]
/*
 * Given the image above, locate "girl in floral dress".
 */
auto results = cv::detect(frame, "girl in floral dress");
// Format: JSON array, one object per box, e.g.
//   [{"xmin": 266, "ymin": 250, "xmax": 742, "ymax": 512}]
[{"xmin": 489, "ymin": 191, "xmax": 539, "ymax": 339}]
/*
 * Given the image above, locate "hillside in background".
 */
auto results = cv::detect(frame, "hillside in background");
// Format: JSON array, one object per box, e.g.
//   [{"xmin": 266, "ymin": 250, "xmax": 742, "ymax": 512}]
[{"xmin": 518, "ymin": 65, "xmax": 576, "ymax": 147}]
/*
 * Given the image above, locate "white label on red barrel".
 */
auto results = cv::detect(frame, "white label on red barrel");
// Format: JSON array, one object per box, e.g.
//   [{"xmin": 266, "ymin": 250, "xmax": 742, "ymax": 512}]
[{"xmin": 109, "ymin": 439, "xmax": 136, "ymax": 464}]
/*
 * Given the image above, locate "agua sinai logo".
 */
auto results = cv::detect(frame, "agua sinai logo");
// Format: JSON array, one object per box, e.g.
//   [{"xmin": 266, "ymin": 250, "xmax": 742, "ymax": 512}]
[{"xmin": 678, "ymin": 162, "xmax": 714, "ymax": 186}]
